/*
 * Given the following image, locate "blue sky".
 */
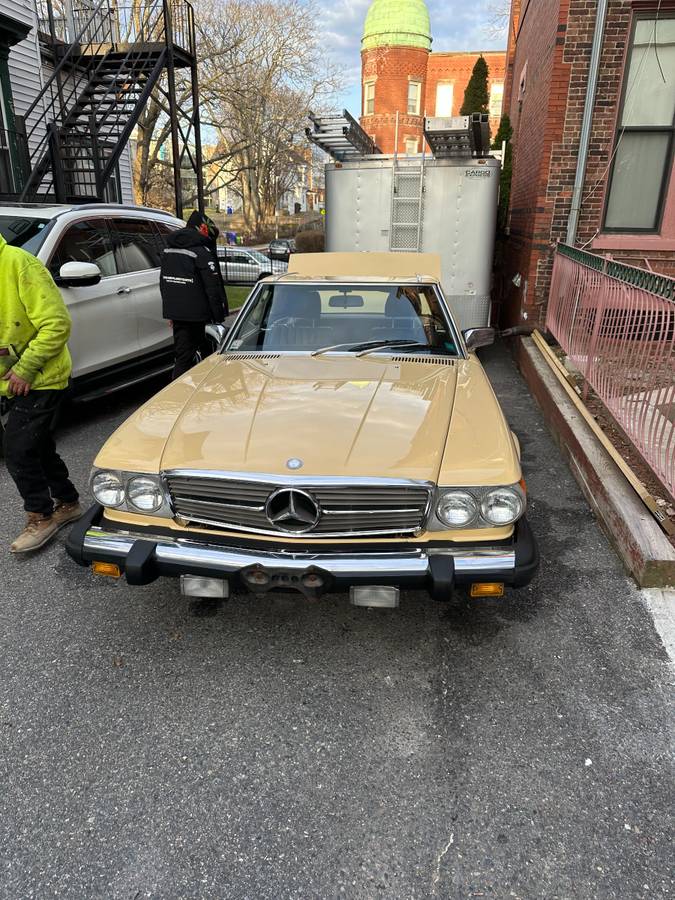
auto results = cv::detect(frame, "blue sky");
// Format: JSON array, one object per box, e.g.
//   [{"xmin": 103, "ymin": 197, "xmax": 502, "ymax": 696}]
[{"xmin": 316, "ymin": 0, "xmax": 508, "ymax": 112}]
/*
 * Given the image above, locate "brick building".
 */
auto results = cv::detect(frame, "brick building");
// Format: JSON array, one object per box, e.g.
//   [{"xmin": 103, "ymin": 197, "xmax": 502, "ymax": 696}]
[
  {"xmin": 501, "ymin": 0, "xmax": 675, "ymax": 326},
  {"xmin": 360, "ymin": 0, "xmax": 505, "ymax": 155}
]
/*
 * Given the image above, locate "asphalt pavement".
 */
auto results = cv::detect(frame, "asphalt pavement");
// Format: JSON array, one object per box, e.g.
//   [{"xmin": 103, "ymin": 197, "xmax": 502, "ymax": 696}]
[{"xmin": 0, "ymin": 344, "xmax": 672, "ymax": 899}]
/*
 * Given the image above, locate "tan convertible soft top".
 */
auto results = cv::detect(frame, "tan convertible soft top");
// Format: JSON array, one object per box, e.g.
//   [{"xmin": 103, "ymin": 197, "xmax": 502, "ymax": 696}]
[{"xmin": 287, "ymin": 251, "xmax": 442, "ymax": 281}]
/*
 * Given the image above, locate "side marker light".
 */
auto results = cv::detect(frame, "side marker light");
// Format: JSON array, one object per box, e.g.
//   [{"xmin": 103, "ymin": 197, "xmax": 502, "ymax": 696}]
[
  {"xmin": 470, "ymin": 582, "xmax": 504, "ymax": 598},
  {"xmin": 92, "ymin": 561, "xmax": 121, "ymax": 578}
]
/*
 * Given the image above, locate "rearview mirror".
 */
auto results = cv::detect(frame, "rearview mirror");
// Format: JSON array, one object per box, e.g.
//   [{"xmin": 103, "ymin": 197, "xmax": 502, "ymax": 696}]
[
  {"xmin": 463, "ymin": 327, "xmax": 495, "ymax": 352},
  {"xmin": 56, "ymin": 261, "xmax": 101, "ymax": 287}
]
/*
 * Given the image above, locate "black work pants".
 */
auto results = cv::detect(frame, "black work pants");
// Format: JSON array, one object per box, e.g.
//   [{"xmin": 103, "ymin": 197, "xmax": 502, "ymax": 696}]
[
  {"xmin": 172, "ymin": 321, "xmax": 207, "ymax": 379},
  {"xmin": 4, "ymin": 389, "xmax": 78, "ymax": 516}
]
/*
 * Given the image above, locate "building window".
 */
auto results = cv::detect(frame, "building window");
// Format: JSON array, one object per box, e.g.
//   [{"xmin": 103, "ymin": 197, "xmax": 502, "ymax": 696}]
[
  {"xmin": 407, "ymin": 80, "xmax": 422, "ymax": 116},
  {"xmin": 404, "ymin": 137, "xmax": 419, "ymax": 155},
  {"xmin": 604, "ymin": 16, "xmax": 675, "ymax": 232},
  {"xmin": 435, "ymin": 82, "xmax": 454, "ymax": 117},
  {"xmin": 489, "ymin": 82, "xmax": 504, "ymax": 119},
  {"xmin": 364, "ymin": 81, "xmax": 375, "ymax": 116}
]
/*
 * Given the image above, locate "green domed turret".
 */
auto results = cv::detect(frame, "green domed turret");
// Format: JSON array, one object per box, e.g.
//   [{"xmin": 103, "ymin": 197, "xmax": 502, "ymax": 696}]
[{"xmin": 362, "ymin": 0, "xmax": 432, "ymax": 52}]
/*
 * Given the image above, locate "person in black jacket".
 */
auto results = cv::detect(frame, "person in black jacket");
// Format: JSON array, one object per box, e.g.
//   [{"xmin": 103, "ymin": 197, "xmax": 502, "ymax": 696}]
[{"xmin": 160, "ymin": 211, "xmax": 228, "ymax": 379}]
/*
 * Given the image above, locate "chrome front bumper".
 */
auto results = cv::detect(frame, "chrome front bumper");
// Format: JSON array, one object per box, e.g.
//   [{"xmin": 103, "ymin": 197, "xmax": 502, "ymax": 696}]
[{"xmin": 67, "ymin": 506, "xmax": 539, "ymax": 598}]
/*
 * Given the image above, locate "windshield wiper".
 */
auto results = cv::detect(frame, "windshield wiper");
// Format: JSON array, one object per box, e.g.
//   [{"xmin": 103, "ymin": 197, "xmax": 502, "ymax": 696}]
[
  {"xmin": 311, "ymin": 341, "xmax": 364, "ymax": 357},
  {"xmin": 312, "ymin": 339, "xmax": 424, "ymax": 358},
  {"xmin": 355, "ymin": 340, "xmax": 432, "ymax": 357}
]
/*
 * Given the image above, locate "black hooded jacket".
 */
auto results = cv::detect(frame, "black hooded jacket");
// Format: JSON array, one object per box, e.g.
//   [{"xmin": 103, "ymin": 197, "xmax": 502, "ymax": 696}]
[{"xmin": 160, "ymin": 222, "xmax": 227, "ymax": 323}]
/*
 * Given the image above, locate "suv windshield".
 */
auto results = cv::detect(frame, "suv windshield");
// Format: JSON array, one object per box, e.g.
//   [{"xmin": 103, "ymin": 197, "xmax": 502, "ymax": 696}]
[
  {"xmin": 0, "ymin": 216, "xmax": 51, "ymax": 255},
  {"xmin": 227, "ymin": 283, "xmax": 459, "ymax": 355}
]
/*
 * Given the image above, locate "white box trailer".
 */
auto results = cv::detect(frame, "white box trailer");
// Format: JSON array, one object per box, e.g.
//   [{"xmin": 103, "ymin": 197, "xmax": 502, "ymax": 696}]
[
  {"xmin": 307, "ymin": 112, "xmax": 499, "ymax": 331},
  {"xmin": 324, "ymin": 154, "xmax": 499, "ymax": 331}
]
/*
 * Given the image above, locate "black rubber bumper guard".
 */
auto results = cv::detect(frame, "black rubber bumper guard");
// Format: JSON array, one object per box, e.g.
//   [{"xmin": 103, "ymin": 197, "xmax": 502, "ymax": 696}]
[{"xmin": 66, "ymin": 504, "xmax": 540, "ymax": 598}]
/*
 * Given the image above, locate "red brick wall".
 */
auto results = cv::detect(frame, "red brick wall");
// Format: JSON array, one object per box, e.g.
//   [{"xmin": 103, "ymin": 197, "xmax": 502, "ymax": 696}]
[
  {"xmin": 503, "ymin": 0, "xmax": 522, "ymax": 115},
  {"xmin": 426, "ymin": 51, "xmax": 506, "ymax": 135},
  {"xmin": 499, "ymin": 0, "xmax": 674, "ymax": 327},
  {"xmin": 501, "ymin": 0, "xmax": 569, "ymax": 327},
  {"xmin": 361, "ymin": 46, "xmax": 430, "ymax": 154}
]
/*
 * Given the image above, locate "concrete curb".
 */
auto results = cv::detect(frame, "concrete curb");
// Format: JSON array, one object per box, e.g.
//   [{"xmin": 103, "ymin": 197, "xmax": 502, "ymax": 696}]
[{"xmin": 517, "ymin": 336, "xmax": 675, "ymax": 588}]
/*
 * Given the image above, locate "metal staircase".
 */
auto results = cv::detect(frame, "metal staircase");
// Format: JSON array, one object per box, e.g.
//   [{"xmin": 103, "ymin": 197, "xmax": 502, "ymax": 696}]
[{"xmin": 17, "ymin": 0, "xmax": 203, "ymax": 211}]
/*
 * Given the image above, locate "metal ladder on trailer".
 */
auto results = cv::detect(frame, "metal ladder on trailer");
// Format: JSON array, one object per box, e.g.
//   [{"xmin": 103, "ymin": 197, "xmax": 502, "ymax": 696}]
[
  {"xmin": 305, "ymin": 110, "xmax": 381, "ymax": 161},
  {"xmin": 389, "ymin": 154, "xmax": 426, "ymax": 252}
]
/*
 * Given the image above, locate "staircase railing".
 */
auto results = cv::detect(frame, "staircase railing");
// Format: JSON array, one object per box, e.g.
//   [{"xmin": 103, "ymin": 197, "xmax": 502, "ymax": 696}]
[{"xmin": 22, "ymin": 0, "xmax": 195, "ymax": 199}]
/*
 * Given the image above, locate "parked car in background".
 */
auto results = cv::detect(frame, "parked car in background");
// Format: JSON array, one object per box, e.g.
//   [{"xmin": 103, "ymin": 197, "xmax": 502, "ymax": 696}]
[
  {"xmin": 0, "ymin": 203, "xmax": 225, "ymax": 451},
  {"xmin": 68, "ymin": 252, "xmax": 538, "ymax": 608},
  {"xmin": 268, "ymin": 238, "xmax": 296, "ymax": 262},
  {"xmin": 217, "ymin": 246, "xmax": 287, "ymax": 283}
]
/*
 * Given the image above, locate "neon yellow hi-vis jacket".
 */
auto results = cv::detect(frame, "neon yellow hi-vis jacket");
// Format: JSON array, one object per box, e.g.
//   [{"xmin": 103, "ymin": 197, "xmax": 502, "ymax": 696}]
[{"xmin": 0, "ymin": 233, "xmax": 72, "ymax": 397}]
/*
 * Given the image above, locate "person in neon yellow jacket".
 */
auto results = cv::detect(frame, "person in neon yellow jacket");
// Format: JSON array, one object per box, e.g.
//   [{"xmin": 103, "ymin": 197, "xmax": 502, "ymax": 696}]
[{"xmin": 0, "ymin": 233, "xmax": 82, "ymax": 553}]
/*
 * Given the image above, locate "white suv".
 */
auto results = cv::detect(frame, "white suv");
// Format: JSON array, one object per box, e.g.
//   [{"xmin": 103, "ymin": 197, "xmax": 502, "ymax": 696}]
[{"xmin": 0, "ymin": 202, "xmax": 222, "ymax": 400}]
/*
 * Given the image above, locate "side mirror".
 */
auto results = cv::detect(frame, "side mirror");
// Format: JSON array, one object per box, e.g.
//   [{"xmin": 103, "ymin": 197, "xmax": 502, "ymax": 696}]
[
  {"xmin": 56, "ymin": 261, "xmax": 101, "ymax": 287},
  {"xmin": 463, "ymin": 327, "xmax": 496, "ymax": 352},
  {"xmin": 206, "ymin": 322, "xmax": 229, "ymax": 348}
]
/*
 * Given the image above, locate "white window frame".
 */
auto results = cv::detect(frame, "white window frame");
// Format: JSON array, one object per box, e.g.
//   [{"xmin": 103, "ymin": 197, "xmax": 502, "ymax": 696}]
[
  {"xmin": 364, "ymin": 81, "xmax": 376, "ymax": 116},
  {"xmin": 407, "ymin": 80, "xmax": 422, "ymax": 116},
  {"xmin": 435, "ymin": 82, "xmax": 454, "ymax": 117},
  {"xmin": 404, "ymin": 137, "xmax": 419, "ymax": 156}
]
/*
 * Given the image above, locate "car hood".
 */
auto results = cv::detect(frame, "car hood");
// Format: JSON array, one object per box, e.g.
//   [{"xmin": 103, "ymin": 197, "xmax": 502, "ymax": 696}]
[
  {"xmin": 160, "ymin": 355, "xmax": 457, "ymax": 481},
  {"xmin": 96, "ymin": 354, "xmax": 457, "ymax": 482}
]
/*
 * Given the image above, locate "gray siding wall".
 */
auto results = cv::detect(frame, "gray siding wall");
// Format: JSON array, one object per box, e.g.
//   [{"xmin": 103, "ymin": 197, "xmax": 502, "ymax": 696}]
[
  {"xmin": 4, "ymin": 0, "xmax": 135, "ymax": 200},
  {"xmin": 5, "ymin": 0, "xmax": 48, "ymax": 155}
]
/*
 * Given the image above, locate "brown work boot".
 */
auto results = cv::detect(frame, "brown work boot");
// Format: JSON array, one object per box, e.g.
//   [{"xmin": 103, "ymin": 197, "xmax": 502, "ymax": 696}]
[
  {"xmin": 52, "ymin": 500, "xmax": 84, "ymax": 529},
  {"xmin": 10, "ymin": 513, "xmax": 59, "ymax": 554}
]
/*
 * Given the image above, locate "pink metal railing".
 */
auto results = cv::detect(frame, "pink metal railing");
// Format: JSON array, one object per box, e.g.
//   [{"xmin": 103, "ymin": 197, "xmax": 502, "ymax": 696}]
[{"xmin": 546, "ymin": 243, "xmax": 675, "ymax": 499}]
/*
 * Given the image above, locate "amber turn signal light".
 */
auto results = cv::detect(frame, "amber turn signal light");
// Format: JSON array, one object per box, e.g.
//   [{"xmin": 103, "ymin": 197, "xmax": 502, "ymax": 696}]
[
  {"xmin": 92, "ymin": 561, "xmax": 121, "ymax": 578},
  {"xmin": 470, "ymin": 582, "xmax": 504, "ymax": 598}
]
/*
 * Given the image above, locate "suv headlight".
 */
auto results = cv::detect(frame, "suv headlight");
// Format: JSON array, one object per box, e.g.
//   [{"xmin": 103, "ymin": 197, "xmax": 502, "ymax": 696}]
[
  {"xmin": 90, "ymin": 469, "xmax": 168, "ymax": 516},
  {"xmin": 91, "ymin": 471, "xmax": 125, "ymax": 508},
  {"xmin": 432, "ymin": 484, "xmax": 526, "ymax": 530},
  {"xmin": 480, "ymin": 486, "xmax": 525, "ymax": 525}
]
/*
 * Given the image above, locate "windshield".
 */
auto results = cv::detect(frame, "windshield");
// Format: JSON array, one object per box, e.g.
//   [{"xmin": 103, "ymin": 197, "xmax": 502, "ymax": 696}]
[
  {"xmin": 227, "ymin": 283, "xmax": 460, "ymax": 355},
  {"xmin": 0, "ymin": 216, "xmax": 51, "ymax": 255},
  {"xmin": 247, "ymin": 249, "xmax": 271, "ymax": 265}
]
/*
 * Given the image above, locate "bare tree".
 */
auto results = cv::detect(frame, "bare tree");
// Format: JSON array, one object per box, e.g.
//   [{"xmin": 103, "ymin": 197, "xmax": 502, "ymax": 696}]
[
  {"xmin": 483, "ymin": 0, "xmax": 511, "ymax": 42},
  {"xmin": 200, "ymin": 0, "xmax": 340, "ymax": 231},
  {"xmin": 133, "ymin": 0, "xmax": 340, "ymax": 228}
]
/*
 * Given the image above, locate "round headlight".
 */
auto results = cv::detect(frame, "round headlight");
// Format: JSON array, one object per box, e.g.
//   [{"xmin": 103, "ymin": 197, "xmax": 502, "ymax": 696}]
[
  {"xmin": 481, "ymin": 487, "xmax": 524, "ymax": 525},
  {"xmin": 436, "ymin": 491, "xmax": 478, "ymax": 527},
  {"xmin": 126, "ymin": 476, "xmax": 164, "ymax": 512},
  {"xmin": 92, "ymin": 471, "xmax": 125, "ymax": 508}
]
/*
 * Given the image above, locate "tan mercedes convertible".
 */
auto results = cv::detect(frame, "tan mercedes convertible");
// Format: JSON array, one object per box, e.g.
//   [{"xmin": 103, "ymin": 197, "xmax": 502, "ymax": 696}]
[{"xmin": 67, "ymin": 253, "xmax": 538, "ymax": 607}]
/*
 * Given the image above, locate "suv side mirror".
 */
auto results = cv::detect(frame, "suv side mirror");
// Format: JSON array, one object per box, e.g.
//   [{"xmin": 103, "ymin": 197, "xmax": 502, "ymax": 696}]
[
  {"xmin": 56, "ymin": 261, "xmax": 102, "ymax": 287},
  {"xmin": 463, "ymin": 327, "xmax": 495, "ymax": 352},
  {"xmin": 206, "ymin": 323, "xmax": 229, "ymax": 348}
]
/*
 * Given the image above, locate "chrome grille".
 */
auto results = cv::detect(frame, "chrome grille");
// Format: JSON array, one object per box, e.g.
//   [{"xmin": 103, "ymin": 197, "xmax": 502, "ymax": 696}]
[{"xmin": 166, "ymin": 473, "xmax": 431, "ymax": 537}]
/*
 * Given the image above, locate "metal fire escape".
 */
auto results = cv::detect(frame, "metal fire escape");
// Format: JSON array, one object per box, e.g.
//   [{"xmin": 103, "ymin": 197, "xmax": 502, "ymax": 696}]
[{"xmin": 16, "ymin": 0, "xmax": 204, "ymax": 214}]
